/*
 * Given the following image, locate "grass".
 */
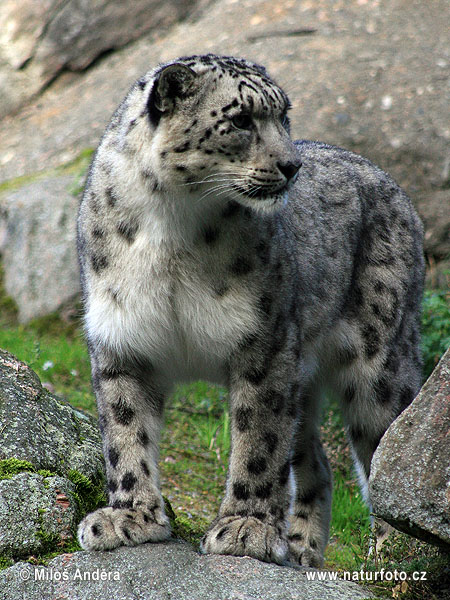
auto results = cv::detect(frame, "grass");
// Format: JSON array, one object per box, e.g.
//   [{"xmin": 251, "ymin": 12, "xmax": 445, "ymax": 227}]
[
  {"xmin": 0, "ymin": 274, "xmax": 448, "ymax": 596},
  {"xmin": 421, "ymin": 288, "xmax": 450, "ymax": 379}
]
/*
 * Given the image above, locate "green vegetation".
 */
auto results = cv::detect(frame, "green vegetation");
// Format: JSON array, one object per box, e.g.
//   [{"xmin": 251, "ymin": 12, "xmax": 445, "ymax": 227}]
[
  {"xmin": 0, "ymin": 270, "xmax": 448, "ymax": 592},
  {"xmin": 0, "ymin": 557, "xmax": 13, "ymax": 570},
  {"xmin": 34, "ymin": 529, "xmax": 61, "ymax": 557},
  {"xmin": 0, "ymin": 458, "xmax": 37, "ymax": 480},
  {"xmin": 421, "ymin": 288, "xmax": 450, "ymax": 379},
  {"xmin": 33, "ymin": 520, "xmax": 83, "ymax": 566},
  {"xmin": 67, "ymin": 470, "xmax": 107, "ymax": 517},
  {"xmin": 0, "ymin": 269, "xmax": 93, "ymax": 412},
  {"xmin": 0, "ymin": 458, "xmax": 61, "ymax": 481}
]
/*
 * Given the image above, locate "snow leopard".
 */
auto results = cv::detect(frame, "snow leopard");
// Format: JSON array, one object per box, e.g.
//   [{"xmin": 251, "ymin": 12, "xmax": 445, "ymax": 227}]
[{"xmin": 76, "ymin": 54, "xmax": 424, "ymax": 567}]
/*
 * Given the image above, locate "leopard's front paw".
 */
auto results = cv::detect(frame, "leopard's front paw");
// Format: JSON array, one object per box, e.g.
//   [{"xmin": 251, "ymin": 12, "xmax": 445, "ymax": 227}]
[
  {"xmin": 77, "ymin": 505, "xmax": 170, "ymax": 551},
  {"xmin": 200, "ymin": 515, "xmax": 288, "ymax": 565},
  {"xmin": 288, "ymin": 535, "xmax": 324, "ymax": 568}
]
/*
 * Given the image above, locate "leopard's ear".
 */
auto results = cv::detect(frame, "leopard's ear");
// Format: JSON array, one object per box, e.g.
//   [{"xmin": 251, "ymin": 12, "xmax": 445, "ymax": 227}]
[{"xmin": 147, "ymin": 63, "xmax": 197, "ymax": 126}]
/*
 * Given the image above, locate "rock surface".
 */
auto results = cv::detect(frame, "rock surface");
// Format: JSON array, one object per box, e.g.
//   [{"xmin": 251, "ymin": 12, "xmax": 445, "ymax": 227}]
[
  {"xmin": 0, "ymin": 473, "xmax": 78, "ymax": 557},
  {"xmin": 418, "ymin": 189, "xmax": 450, "ymax": 287},
  {"xmin": 0, "ymin": 0, "xmax": 201, "ymax": 118},
  {"xmin": 369, "ymin": 347, "xmax": 450, "ymax": 551},
  {"xmin": 0, "ymin": 349, "xmax": 103, "ymax": 480},
  {"xmin": 0, "ymin": 175, "xmax": 80, "ymax": 322},
  {"xmin": 0, "ymin": 349, "xmax": 105, "ymax": 558},
  {"xmin": 0, "ymin": 539, "xmax": 374, "ymax": 600}
]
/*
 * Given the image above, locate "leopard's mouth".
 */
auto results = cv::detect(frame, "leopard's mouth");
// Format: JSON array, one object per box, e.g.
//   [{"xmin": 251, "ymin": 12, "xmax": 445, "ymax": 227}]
[{"xmin": 233, "ymin": 181, "xmax": 291, "ymax": 205}]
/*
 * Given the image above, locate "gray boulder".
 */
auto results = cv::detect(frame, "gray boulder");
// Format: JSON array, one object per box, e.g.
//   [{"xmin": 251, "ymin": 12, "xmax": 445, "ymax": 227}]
[
  {"xmin": 0, "ymin": 175, "xmax": 80, "ymax": 322},
  {"xmin": 0, "ymin": 473, "xmax": 78, "ymax": 557},
  {"xmin": 0, "ymin": 349, "xmax": 103, "ymax": 482},
  {"xmin": 418, "ymin": 190, "xmax": 450, "ymax": 287},
  {"xmin": 0, "ymin": 540, "xmax": 374, "ymax": 600},
  {"xmin": 369, "ymin": 347, "xmax": 450, "ymax": 550},
  {"xmin": 0, "ymin": 0, "xmax": 201, "ymax": 118},
  {"xmin": 0, "ymin": 349, "xmax": 105, "ymax": 559}
]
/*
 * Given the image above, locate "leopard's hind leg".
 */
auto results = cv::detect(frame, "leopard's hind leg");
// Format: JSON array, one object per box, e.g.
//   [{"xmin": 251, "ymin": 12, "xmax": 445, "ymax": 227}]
[
  {"xmin": 334, "ymin": 310, "xmax": 423, "ymax": 546},
  {"xmin": 288, "ymin": 385, "xmax": 332, "ymax": 568}
]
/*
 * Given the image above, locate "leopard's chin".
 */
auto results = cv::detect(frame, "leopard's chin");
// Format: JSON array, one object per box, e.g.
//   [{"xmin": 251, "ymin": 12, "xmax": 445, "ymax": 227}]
[{"xmin": 232, "ymin": 187, "xmax": 289, "ymax": 213}]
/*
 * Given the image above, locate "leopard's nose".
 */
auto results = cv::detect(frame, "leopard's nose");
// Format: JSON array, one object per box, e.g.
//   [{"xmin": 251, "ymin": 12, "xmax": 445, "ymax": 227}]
[{"xmin": 277, "ymin": 159, "xmax": 302, "ymax": 181}]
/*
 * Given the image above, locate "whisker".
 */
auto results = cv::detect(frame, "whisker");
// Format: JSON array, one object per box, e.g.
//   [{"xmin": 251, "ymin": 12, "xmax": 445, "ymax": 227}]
[
  {"xmin": 179, "ymin": 169, "xmax": 250, "ymax": 187},
  {"xmin": 198, "ymin": 183, "xmax": 236, "ymax": 202}
]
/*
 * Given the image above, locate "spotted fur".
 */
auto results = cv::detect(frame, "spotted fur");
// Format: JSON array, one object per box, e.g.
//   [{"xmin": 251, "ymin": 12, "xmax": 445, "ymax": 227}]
[{"xmin": 77, "ymin": 54, "xmax": 424, "ymax": 567}]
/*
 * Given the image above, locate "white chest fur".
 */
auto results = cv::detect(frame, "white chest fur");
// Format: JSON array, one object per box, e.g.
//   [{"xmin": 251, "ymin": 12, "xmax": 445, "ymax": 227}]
[{"xmin": 85, "ymin": 219, "xmax": 258, "ymax": 386}]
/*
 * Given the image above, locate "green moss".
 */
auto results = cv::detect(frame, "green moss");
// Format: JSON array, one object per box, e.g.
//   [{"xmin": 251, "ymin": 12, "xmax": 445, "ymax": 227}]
[
  {"xmin": 37, "ymin": 469, "xmax": 57, "ymax": 478},
  {"xmin": 0, "ymin": 556, "xmax": 13, "ymax": 571},
  {"xmin": 58, "ymin": 147, "xmax": 94, "ymax": 176},
  {"xmin": 163, "ymin": 496, "xmax": 177, "ymax": 527},
  {"xmin": 31, "ymin": 537, "xmax": 83, "ymax": 566},
  {"xmin": 172, "ymin": 512, "xmax": 208, "ymax": 546},
  {"xmin": 35, "ymin": 529, "xmax": 60, "ymax": 555},
  {"xmin": 60, "ymin": 536, "xmax": 82, "ymax": 554},
  {"xmin": 64, "ymin": 148, "xmax": 94, "ymax": 196},
  {"xmin": 32, "ymin": 504, "xmax": 83, "ymax": 566},
  {"xmin": 67, "ymin": 469, "xmax": 106, "ymax": 517},
  {"xmin": 0, "ymin": 459, "xmax": 63, "ymax": 483},
  {"xmin": 0, "ymin": 171, "xmax": 47, "ymax": 195},
  {"xmin": 0, "ymin": 458, "xmax": 36, "ymax": 480},
  {"xmin": 161, "ymin": 496, "xmax": 207, "ymax": 546}
]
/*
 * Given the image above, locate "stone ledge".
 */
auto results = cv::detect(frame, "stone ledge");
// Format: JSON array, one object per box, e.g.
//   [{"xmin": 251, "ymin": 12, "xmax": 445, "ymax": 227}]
[{"xmin": 0, "ymin": 540, "xmax": 374, "ymax": 600}]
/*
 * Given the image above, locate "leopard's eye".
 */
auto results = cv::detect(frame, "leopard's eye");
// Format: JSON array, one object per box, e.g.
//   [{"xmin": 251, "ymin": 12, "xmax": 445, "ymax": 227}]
[
  {"xmin": 280, "ymin": 111, "xmax": 290, "ymax": 131},
  {"xmin": 231, "ymin": 113, "xmax": 253, "ymax": 130}
]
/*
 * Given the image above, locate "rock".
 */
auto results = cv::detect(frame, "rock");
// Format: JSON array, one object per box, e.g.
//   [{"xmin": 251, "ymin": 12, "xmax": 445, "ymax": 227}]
[
  {"xmin": 417, "ymin": 189, "xmax": 450, "ymax": 287},
  {"xmin": 0, "ymin": 473, "xmax": 78, "ymax": 557},
  {"xmin": 0, "ymin": 540, "xmax": 374, "ymax": 600},
  {"xmin": 0, "ymin": 175, "xmax": 80, "ymax": 322},
  {"xmin": 0, "ymin": 349, "xmax": 104, "ymax": 481},
  {"xmin": 369, "ymin": 347, "xmax": 450, "ymax": 550},
  {"xmin": 418, "ymin": 190, "xmax": 450, "ymax": 261},
  {"xmin": 0, "ymin": 349, "xmax": 105, "ymax": 559},
  {"xmin": 0, "ymin": 0, "xmax": 201, "ymax": 118}
]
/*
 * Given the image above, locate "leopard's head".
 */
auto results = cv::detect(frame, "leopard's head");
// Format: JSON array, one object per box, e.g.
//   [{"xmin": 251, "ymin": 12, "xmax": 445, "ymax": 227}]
[{"xmin": 144, "ymin": 55, "xmax": 301, "ymax": 212}]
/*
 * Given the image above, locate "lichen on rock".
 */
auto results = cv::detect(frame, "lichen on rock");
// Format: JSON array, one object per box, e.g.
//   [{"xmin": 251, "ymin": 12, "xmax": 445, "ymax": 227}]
[
  {"xmin": 0, "ymin": 473, "xmax": 78, "ymax": 558},
  {"xmin": 370, "ymin": 347, "xmax": 450, "ymax": 551},
  {"xmin": 0, "ymin": 349, "xmax": 106, "ymax": 561}
]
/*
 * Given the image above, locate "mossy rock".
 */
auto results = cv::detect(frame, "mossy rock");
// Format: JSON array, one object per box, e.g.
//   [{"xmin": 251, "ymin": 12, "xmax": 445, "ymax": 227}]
[
  {"xmin": 0, "ymin": 350, "xmax": 107, "ymax": 562},
  {"xmin": 0, "ymin": 349, "xmax": 104, "ymax": 482},
  {"xmin": 0, "ymin": 472, "xmax": 78, "ymax": 559}
]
